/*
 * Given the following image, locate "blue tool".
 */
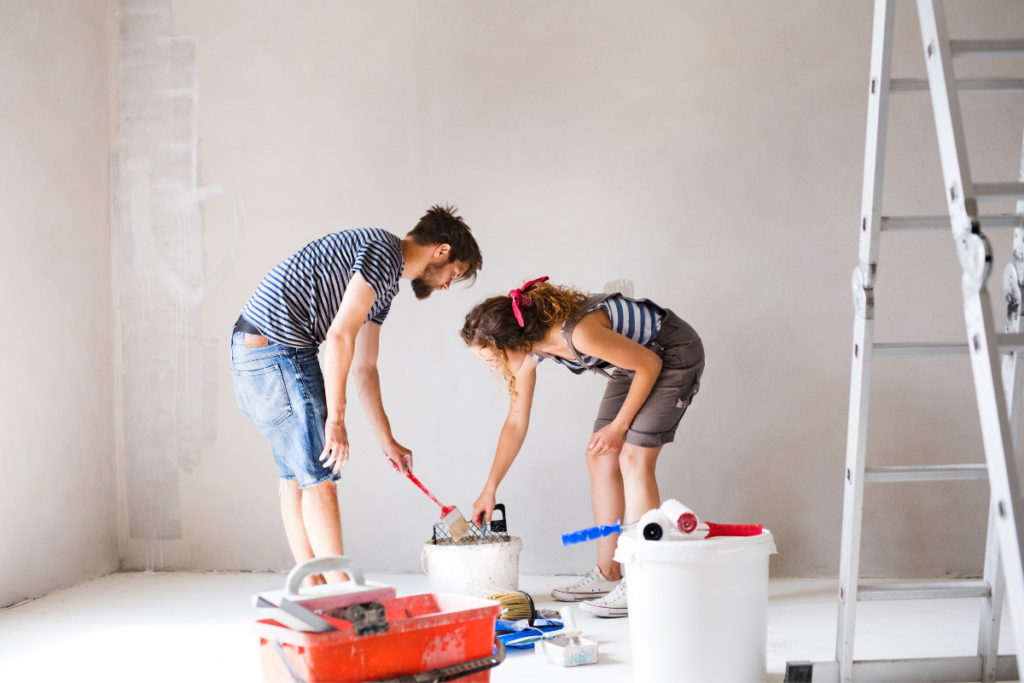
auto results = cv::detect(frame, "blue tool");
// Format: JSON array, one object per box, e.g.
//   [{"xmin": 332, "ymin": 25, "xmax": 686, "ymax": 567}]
[{"xmin": 560, "ymin": 520, "xmax": 626, "ymax": 546}]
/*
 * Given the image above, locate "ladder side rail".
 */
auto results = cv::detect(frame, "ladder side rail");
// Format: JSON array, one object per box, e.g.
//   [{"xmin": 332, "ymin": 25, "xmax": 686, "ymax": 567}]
[
  {"xmin": 917, "ymin": 2, "xmax": 1024, "ymax": 679},
  {"xmin": 979, "ymin": 503, "xmax": 1005, "ymax": 683},
  {"xmin": 986, "ymin": 136, "xmax": 1024, "ymax": 683},
  {"xmin": 837, "ymin": 1, "xmax": 897, "ymax": 680}
]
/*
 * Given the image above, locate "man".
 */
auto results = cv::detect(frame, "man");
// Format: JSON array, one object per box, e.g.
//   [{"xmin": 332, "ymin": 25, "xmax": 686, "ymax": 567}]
[{"xmin": 230, "ymin": 205, "xmax": 482, "ymax": 582}]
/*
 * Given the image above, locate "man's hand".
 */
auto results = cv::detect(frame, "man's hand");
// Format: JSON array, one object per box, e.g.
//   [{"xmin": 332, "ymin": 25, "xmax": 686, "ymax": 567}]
[
  {"xmin": 320, "ymin": 419, "xmax": 350, "ymax": 475},
  {"xmin": 472, "ymin": 489, "xmax": 497, "ymax": 529},
  {"xmin": 587, "ymin": 421, "xmax": 627, "ymax": 457},
  {"xmin": 382, "ymin": 439, "xmax": 413, "ymax": 474}
]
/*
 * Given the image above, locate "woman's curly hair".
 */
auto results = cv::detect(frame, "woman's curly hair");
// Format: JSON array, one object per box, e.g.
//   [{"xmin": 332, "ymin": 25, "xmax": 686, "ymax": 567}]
[{"xmin": 460, "ymin": 281, "xmax": 587, "ymax": 395}]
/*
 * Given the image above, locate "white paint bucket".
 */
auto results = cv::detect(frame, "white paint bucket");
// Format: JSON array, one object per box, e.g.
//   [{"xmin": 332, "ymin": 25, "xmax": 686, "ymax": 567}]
[
  {"xmin": 615, "ymin": 529, "xmax": 776, "ymax": 682},
  {"xmin": 420, "ymin": 536, "xmax": 523, "ymax": 597}
]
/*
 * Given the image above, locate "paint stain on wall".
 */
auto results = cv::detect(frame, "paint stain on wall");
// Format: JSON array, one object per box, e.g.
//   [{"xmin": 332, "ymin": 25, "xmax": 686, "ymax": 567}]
[
  {"xmin": 115, "ymin": 0, "xmax": 242, "ymax": 541},
  {"xmin": 603, "ymin": 279, "xmax": 634, "ymax": 298}
]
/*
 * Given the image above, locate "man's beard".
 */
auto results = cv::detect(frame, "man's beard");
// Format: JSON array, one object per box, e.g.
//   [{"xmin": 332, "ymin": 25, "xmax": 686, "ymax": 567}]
[{"xmin": 411, "ymin": 262, "xmax": 444, "ymax": 300}]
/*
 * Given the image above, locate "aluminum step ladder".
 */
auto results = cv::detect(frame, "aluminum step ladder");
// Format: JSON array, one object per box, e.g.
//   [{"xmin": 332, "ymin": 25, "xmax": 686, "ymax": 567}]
[{"xmin": 785, "ymin": 1, "xmax": 1024, "ymax": 682}]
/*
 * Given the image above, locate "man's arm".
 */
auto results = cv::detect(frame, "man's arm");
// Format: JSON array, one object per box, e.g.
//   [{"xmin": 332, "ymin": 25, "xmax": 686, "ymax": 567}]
[
  {"xmin": 319, "ymin": 272, "xmax": 376, "ymax": 475},
  {"xmin": 351, "ymin": 320, "xmax": 413, "ymax": 473}
]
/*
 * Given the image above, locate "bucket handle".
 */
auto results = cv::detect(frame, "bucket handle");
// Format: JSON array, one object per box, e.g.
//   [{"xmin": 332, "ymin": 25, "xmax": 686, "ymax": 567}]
[
  {"xmin": 284, "ymin": 556, "xmax": 365, "ymax": 597},
  {"xmin": 489, "ymin": 503, "xmax": 507, "ymax": 533}
]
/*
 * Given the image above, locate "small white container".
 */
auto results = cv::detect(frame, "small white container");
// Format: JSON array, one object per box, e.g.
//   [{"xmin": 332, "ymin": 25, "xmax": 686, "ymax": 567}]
[
  {"xmin": 615, "ymin": 529, "xmax": 776, "ymax": 682},
  {"xmin": 420, "ymin": 536, "xmax": 523, "ymax": 597}
]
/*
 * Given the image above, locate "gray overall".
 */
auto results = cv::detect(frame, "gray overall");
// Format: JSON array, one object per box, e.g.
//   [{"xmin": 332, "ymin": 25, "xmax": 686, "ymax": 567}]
[{"xmin": 558, "ymin": 293, "xmax": 704, "ymax": 448}]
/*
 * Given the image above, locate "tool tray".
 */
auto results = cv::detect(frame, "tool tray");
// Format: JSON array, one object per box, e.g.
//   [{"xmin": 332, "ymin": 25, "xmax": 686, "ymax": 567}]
[{"xmin": 254, "ymin": 557, "xmax": 503, "ymax": 683}]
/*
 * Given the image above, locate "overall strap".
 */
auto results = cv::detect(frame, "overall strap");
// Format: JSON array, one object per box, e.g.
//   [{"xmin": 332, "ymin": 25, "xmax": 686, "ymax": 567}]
[{"xmin": 562, "ymin": 293, "xmax": 615, "ymax": 379}]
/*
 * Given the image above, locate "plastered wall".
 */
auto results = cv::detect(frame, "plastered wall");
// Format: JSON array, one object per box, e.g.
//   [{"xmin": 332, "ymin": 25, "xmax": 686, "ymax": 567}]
[
  {"xmin": 6, "ymin": 1, "xmax": 1024, "ymax": 587},
  {"xmin": 0, "ymin": 1, "xmax": 118, "ymax": 607},
  {"xmin": 112, "ymin": 0, "xmax": 1022, "ymax": 577}
]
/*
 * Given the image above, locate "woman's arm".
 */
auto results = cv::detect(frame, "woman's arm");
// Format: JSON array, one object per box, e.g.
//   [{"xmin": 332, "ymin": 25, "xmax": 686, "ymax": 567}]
[
  {"xmin": 572, "ymin": 314, "xmax": 663, "ymax": 455},
  {"xmin": 471, "ymin": 357, "xmax": 539, "ymax": 527}
]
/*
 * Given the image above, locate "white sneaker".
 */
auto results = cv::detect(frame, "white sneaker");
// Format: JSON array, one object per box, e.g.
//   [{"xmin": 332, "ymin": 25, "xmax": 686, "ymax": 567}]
[
  {"xmin": 580, "ymin": 579, "xmax": 628, "ymax": 618},
  {"xmin": 551, "ymin": 566, "xmax": 620, "ymax": 602}
]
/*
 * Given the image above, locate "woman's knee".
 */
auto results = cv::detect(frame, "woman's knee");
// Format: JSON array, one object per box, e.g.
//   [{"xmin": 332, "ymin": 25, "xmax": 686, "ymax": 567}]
[
  {"xmin": 587, "ymin": 448, "xmax": 622, "ymax": 473},
  {"xmin": 618, "ymin": 447, "xmax": 657, "ymax": 477}
]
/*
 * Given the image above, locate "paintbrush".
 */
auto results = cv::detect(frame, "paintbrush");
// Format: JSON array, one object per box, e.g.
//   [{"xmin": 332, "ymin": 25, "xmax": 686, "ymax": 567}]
[
  {"xmin": 440, "ymin": 506, "xmax": 470, "ymax": 541},
  {"xmin": 505, "ymin": 623, "xmax": 583, "ymax": 647},
  {"xmin": 486, "ymin": 590, "xmax": 536, "ymax": 623},
  {"xmin": 398, "ymin": 466, "xmax": 470, "ymax": 541}
]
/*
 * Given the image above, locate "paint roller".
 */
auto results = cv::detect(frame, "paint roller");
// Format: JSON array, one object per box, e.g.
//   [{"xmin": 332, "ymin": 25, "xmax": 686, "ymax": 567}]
[
  {"xmin": 660, "ymin": 499, "xmax": 699, "ymax": 533},
  {"xmin": 636, "ymin": 500, "xmax": 696, "ymax": 540},
  {"xmin": 561, "ymin": 499, "xmax": 762, "ymax": 545}
]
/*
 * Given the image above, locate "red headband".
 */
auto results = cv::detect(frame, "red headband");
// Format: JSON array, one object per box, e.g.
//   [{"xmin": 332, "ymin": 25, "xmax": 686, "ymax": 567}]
[{"xmin": 509, "ymin": 277, "xmax": 549, "ymax": 327}]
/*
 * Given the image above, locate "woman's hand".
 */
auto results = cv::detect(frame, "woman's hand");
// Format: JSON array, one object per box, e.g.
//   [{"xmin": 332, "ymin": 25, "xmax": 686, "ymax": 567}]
[
  {"xmin": 320, "ymin": 419, "xmax": 350, "ymax": 474},
  {"xmin": 382, "ymin": 439, "xmax": 413, "ymax": 474},
  {"xmin": 472, "ymin": 489, "xmax": 497, "ymax": 529},
  {"xmin": 588, "ymin": 421, "xmax": 628, "ymax": 456}
]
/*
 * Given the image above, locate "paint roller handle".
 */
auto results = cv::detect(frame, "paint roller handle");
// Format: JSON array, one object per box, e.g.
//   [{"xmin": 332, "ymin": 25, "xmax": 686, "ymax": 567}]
[
  {"xmin": 705, "ymin": 522, "xmax": 763, "ymax": 538},
  {"xmin": 285, "ymin": 556, "xmax": 365, "ymax": 596},
  {"xmin": 560, "ymin": 521, "xmax": 623, "ymax": 546}
]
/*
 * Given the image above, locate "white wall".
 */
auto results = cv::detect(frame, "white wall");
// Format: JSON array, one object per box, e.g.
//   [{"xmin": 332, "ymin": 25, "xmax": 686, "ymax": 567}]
[
  {"xmin": 104, "ymin": 0, "xmax": 1024, "ymax": 578},
  {"xmin": 0, "ymin": 0, "xmax": 118, "ymax": 607}
]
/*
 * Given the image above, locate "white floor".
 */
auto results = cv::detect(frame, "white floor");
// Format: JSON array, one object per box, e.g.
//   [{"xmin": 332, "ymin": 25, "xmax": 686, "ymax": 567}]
[{"xmin": 0, "ymin": 572, "xmax": 1015, "ymax": 682}]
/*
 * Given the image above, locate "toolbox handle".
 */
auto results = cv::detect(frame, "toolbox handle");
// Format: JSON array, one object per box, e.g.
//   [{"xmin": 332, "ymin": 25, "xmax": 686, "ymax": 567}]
[{"xmin": 284, "ymin": 555, "xmax": 366, "ymax": 597}]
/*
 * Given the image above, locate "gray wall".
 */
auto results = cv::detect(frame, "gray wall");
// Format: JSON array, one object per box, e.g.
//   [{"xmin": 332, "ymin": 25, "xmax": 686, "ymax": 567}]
[
  {"xmin": 114, "ymin": 0, "xmax": 1021, "ymax": 578},
  {"xmin": 4, "ymin": 1, "xmax": 1024, "ymax": 591},
  {"xmin": 0, "ymin": 0, "xmax": 119, "ymax": 607}
]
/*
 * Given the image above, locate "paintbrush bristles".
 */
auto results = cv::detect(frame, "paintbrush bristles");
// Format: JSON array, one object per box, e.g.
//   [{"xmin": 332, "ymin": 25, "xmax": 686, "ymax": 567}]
[
  {"xmin": 485, "ymin": 590, "xmax": 534, "ymax": 621},
  {"xmin": 442, "ymin": 507, "xmax": 470, "ymax": 541},
  {"xmin": 447, "ymin": 514, "xmax": 470, "ymax": 541}
]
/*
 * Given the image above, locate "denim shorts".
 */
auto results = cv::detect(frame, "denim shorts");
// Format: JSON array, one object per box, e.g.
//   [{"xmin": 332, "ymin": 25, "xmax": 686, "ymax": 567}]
[{"xmin": 230, "ymin": 331, "xmax": 340, "ymax": 489}]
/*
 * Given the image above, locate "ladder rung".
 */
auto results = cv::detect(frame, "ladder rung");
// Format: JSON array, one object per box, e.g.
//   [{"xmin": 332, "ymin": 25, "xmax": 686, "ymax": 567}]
[
  {"xmin": 880, "ymin": 214, "xmax": 1024, "ymax": 231},
  {"xmin": 873, "ymin": 342, "xmax": 966, "ymax": 357},
  {"xmin": 864, "ymin": 464, "xmax": 988, "ymax": 482},
  {"xmin": 891, "ymin": 78, "xmax": 1024, "ymax": 92},
  {"xmin": 950, "ymin": 39, "xmax": 1024, "ymax": 58},
  {"xmin": 857, "ymin": 581, "xmax": 990, "ymax": 601},
  {"xmin": 873, "ymin": 335, "xmax": 1024, "ymax": 357},
  {"xmin": 977, "ymin": 183, "xmax": 1024, "ymax": 201}
]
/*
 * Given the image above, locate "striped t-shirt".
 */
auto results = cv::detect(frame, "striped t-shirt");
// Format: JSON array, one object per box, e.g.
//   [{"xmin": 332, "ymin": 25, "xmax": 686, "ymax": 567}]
[
  {"xmin": 240, "ymin": 228, "xmax": 404, "ymax": 348},
  {"xmin": 532, "ymin": 294, "xmax": 666, "ymax": 371}
]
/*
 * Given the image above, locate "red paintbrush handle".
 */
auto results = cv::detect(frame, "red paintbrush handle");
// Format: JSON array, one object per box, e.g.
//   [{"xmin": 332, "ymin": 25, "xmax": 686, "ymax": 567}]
[{"xmin": 706, "ymin": 522, "xmax": 762, "ymax": 538}]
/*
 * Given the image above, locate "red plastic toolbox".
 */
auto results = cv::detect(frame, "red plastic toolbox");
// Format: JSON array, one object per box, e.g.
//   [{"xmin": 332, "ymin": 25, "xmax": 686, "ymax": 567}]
[{"xmin": 255, "ymin": 592, "xmax": 502, "ymax": 682}]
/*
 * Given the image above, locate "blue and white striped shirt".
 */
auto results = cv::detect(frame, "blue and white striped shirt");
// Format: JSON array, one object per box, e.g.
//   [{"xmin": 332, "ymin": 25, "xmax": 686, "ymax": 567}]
[
  {"xmin": 533, "ymin": 294, "xmax": 666, "ymax": 371},
  {"xmin": 241, "ymin": 228, "xmax": 404, "ymax": 348}
]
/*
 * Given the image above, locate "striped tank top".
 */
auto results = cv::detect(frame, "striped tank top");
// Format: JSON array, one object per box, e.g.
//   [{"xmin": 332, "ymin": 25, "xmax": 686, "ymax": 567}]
[
  {"xmin": 240, "ymin": 228, "xmax": 404, "ymax": 348},
  {"xmin": 532, "ymin": 294, "xmax": 666, "ymax": 371}
]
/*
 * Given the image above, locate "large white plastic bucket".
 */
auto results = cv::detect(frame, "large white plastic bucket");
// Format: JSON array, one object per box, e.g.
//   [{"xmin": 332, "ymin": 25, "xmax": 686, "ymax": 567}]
[
  {"xmin": 614, "ymin": 529, "xmax": 776, "ymax": 682},
  {"xmin": 420, "ymin": 537, "xmax": 523, "ymax": 597}
]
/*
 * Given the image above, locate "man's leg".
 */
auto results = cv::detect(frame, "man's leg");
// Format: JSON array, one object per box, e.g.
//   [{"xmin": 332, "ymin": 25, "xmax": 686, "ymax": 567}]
[
  {"xmin": 280, "ymin": 478, "xmax": 328, "ymax": 586},
  {"xmin": 586, "ymin": 446, "xmax": 625, "ymax": 582},
  {"xmin": 301, "ymin": 479, "xmax": 348, "ymax": 583}
]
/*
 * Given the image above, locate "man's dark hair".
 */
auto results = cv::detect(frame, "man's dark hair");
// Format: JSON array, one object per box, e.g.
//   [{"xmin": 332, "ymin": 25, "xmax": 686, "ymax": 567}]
[{"xmin": 407, "ymin": 204, "xmax": 483, "ymax": 284}]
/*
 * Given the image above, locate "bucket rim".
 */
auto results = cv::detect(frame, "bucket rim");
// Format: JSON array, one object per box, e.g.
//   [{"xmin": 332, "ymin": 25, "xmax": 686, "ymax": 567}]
[
  {"xmin": 422, "ymin": 535, "xmax": 523, "ymax": 551},
  {"xmin": 614, "ymin": 529, "xmax": 776, "ymax": 563}
]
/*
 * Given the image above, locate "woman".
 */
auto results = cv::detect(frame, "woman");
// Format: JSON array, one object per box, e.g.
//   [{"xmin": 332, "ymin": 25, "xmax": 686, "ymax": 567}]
[{"xmin": 460, "ymin": 277, "xmax": 704, "ymax": 617}]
